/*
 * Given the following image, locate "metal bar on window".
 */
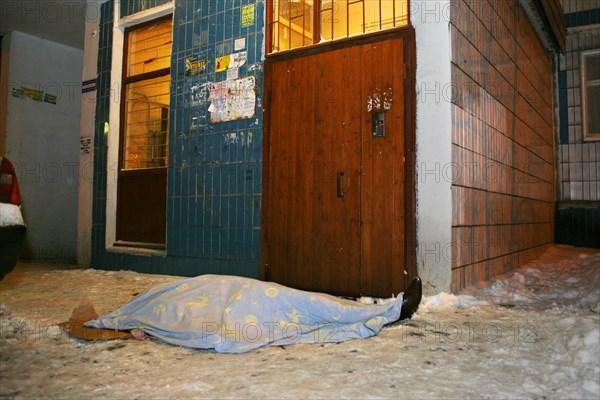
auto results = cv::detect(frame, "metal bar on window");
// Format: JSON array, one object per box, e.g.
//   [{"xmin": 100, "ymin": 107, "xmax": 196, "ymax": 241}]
[
  {"xmin": 346, "ymin": 0, "xmax": 350, "ymax": 37},
  {"xmin": 313, "ymin": 0, "xmax": 320, "ymax": 45},
  {"xmin": 348, "ymin": 0, "xmax": 363, "ymax": 35},
  {"xmin": 268, "ymin": 0, "xmax": 410, "ymax": 52},
  {"xmin": 287, "ymin": 0, "xmax": 291, "ymax": 51},
  {"xmin": 302, "ymin": 2, "xmax": 306, "ymax": 46},
  {"xmin": 362, "ymin": 0, "xmax": 366, "ymax": 34},
  {"xmin": 319, "ymin": 1, "xmax": 332, "ymax": 42},
  {"xmin": 379, "ymin": 0, "xmax": 382, "ymax": 31}
]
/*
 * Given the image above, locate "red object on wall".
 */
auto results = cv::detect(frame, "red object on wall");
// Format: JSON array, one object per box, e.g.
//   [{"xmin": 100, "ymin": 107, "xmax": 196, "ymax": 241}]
[{"xmin": 0, "ymin": 157, "xmax": 21, "ymax": 205}]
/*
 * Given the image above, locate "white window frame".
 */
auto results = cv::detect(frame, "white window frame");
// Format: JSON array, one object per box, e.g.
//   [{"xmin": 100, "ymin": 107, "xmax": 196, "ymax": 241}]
[
  {"xmin": 105, "ymin": 1, "xmax": 173, "ymax": 253},
  {"xmin": 581, "ymin": 48, "xmax": 600, "ymax": 142}
]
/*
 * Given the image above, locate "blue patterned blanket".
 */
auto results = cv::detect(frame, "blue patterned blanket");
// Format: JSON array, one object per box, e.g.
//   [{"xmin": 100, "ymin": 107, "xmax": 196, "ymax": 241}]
[{"xmin": 85, "ymin": 275, "xmax": 403, "ymax": 353}]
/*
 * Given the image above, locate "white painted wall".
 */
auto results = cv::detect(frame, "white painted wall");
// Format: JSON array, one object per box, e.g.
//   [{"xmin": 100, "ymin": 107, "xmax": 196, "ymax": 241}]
[
  {"xmin": 4, "ymin": 31, "xmax": 83, "ymax": 262},
  {"xmin": 77, "ymin": 7, "xmax": 100, "ymax": 267},
  {"xmin": 411, "ymin": 1, "xmax": 453, "ymax": 294},
  {"xmin": 0, "ymin": 35, "xmax": 10, "ymax": 155}
]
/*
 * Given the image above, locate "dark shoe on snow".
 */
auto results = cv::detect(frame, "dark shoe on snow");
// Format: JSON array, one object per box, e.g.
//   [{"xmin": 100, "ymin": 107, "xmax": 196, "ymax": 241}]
[{"xmin": 400, "ymin": 277, "xmax": 422, "ymax": 320}]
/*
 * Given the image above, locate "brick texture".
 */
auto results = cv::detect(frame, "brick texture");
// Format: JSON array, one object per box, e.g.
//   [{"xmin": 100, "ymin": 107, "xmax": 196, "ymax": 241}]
[{"xmin": 450, "ymin": 0, "xmax": 555, "ymax": 292}]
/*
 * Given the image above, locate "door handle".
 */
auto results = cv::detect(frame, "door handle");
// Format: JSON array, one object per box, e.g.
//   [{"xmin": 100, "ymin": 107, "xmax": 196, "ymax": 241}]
[{"xmin": 337, "ymin": 172, "xmax": 345, "ymax": 198}]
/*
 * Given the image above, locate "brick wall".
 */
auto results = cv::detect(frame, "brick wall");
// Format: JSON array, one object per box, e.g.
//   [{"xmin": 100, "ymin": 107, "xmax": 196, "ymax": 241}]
[{"xmin": 450, "ymin": 0, "xmax": 556, "ymax": 291}]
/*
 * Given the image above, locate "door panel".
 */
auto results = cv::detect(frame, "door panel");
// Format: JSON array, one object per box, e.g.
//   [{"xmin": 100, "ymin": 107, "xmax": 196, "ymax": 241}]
[
  {"xmin": 115, "ymin": 17, "xmax": 171, "ymax": 248},
  {"xmin": 116, "ymin": 169, "xmax": 166, "ymax": 245},
  {"xmin": 264, "ymin": 34, "xmax": 411, "ymax": 297},
  {"xmin": 266, "ymin": 47, "xmax": 361, "ymax": 295},
  {"xmin": 360, "ymin": 39, "xmax": 406, "ymax": 297},
  {"xmin": 311, "ymin": 46, "xmax": 362, "ymax": 294}
]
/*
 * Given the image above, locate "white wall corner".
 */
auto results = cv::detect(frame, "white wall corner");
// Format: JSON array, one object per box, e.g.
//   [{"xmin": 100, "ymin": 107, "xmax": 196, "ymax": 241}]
[
  {"xmin": 105, "ymin": 1, "xmax": 125, "ymax": 249},
  {"xmin": 5, "ymin": 32, "xmax": 83, "ymax": 261},
  {"xmin": 78, "ymin": 5, "xmax": 101, "ymax": 267},
  {"xmin": 0, "ymin": 33, "xmax": 11, "ymax": 156},
  {"xmin": 411, "ymin": 1, "xmax": 453, "ymax": 295}
]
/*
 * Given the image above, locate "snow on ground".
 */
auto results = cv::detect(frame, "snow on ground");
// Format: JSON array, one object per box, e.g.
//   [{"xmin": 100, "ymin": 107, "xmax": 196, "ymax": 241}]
[
  {"xmin": 460, "ymin": 246, "xmax": 600, "ymax": 310},
  {"xmin": 0, "ymin": 245, "xmax": 598, "ymax": 399}
]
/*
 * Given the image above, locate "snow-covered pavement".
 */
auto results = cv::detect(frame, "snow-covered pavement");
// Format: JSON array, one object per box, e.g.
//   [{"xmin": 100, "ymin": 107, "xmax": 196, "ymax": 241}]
[{"xmin": 0, "ymin": 245, "xmax": 598, "ymax": 399}]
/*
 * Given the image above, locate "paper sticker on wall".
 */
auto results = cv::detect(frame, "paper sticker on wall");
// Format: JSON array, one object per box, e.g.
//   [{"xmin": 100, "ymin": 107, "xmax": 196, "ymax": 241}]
[
  {"xmin": 80, "ymin": 137, "xmax": 92, "ymax": 154},
  {"xmin": 242, "ymin": 5, "xmax": 255, "ymax": 27},
  {"xmin": 185, "ymin": 55, "xmax": 207, "ymax": 76},
  {"xmin": 12, "ymin": 86, "xmax": 58, "ymax": 105},
  {"xmin": 229, "ymin": 51, "xmax": 247, "ymax": 69},
  {"xmin": 82, "ymin": 78, "xmax": 96, "ymax": 93},
  {"xmin": 44, "ymin": 93, "xmax": 57, "ymax": 105},
  {"xmin": 190, "ymin": 82, "xmax": 211, "ymax": 107},
  {"xmin": 23, "ymin": 87, "xmax": 45, "ymax": 102},
  {"xmin": 215, "ymin": 55, "xmax": 230, "ymax": 72},
  {"xmin": 234, "ymin": 38, "xmax": 246, "ymax": 51},
  {"xmin": 227, "ymin": 69, "xmax": 239, "ymax": 80},
  {"xmin": 11, "ymin": 88, "xmax": 25, "ymax": 98},
  {"xmin": 208, "ymin": 76, "xmax": 256, "ymax": 124}
]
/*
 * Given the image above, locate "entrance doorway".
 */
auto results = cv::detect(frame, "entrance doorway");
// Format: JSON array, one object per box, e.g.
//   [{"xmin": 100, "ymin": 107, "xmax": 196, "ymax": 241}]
[
  {"xmin": 115, "ymin": 17, "xmax": 172, "ymax": 248},
  {"xmin": 262, "ymin": 30, "xmax": 416, "ymax": 297}
]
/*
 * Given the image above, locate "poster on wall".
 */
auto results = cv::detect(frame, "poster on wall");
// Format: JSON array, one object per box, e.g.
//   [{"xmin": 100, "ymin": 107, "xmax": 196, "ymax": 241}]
[
  {"xmin": 208, "ymin": 76, "xmax": 256, "ymax": 123},
  {"xmin": 215, "ymin": 51, "xmax": 247, "ymax": 73},
  {"xmin": 80, "ymin": 137, "xmax": 92, "ymax": 154},
  {"xmin": 215, "ymin": 55, "xmax": 230, "ymax": 72},
  {"xmin": 185, "ymin": 55, "xmax": 207, "ymax": 76},
  {"xmin": 241, "ymin": 5, "xmax": 255, "ymax": 27},
  {"xmin": 11, "ymin": 85, "xmax": 57, "ymax": 105}
]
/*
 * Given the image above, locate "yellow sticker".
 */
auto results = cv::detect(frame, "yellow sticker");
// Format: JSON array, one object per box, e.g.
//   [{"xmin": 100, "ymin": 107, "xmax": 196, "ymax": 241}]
[
  {"xmin": 215, "ymin": 55, "xmax": 230, "ymax": 72},
  {"xmin": 241, "ymin": 5, "xmax": 254, "ymax": 27}
]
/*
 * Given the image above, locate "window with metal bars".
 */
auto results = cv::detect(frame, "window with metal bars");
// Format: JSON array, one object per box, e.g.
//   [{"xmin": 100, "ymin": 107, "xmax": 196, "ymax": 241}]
[
  {"xmin": 269, "ymin": 0, "xmax": 409, "ymax": 53},
  {"xmin": 581, "ymin": 49, "xmax": 600, "ymax": 141},
  {"xmin": 120, "ymin": 16, "xmax": 172, "ymax": 170}
]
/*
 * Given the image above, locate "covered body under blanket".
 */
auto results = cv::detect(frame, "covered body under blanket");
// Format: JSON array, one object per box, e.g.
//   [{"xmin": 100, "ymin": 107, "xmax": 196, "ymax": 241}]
[{"xmin": 85, "ymin": 275, "xmax": 404, "ymax": 353}]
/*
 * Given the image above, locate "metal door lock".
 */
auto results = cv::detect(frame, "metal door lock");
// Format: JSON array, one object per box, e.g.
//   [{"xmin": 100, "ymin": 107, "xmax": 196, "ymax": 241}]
[{"xmin": 372, "ymin": 112, "xmax": 385, "ymax": 138}]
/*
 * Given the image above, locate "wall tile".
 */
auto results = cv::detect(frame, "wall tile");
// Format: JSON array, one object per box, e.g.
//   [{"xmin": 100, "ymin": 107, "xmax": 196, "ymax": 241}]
[
  {"xmin": 92, "ymin": 0, "xmax": 264, "ymax": 277},
  {"xmin": 451, "ymin": 0, "xmax": 557, "ymax": 290}
]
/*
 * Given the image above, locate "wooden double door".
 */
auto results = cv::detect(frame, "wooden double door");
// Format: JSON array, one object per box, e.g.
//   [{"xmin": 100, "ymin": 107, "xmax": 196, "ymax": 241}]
[{"xmin": 262, "ymin": 33, "xmax": 415, "ymax": 298}]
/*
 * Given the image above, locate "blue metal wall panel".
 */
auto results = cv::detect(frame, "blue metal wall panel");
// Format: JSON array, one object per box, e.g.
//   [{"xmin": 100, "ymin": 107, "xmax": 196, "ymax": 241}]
[
  {"xmin": 565, "ymin": 9, "xmax": 600, "ymax": 28},
  {"xmin": 558, "ymin": 70, "xmax": 569, "ymax": 145},
  {"xmin": 121, "ymin": 0, "xmax": 172, "ymax": 18},
  {"xmin": 92, "ymin": 1, "xmax": 263, "ymax": 277}
]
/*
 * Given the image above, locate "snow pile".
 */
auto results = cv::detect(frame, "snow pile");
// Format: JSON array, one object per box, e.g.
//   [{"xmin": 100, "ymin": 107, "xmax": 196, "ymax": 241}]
[
  {"xmin": 0, "ymin": 203, "xmax": 24, "ymax": 227},
  {"xmin": 462, "ymin": 246, "xmax": 600, "ymax": 310},
  {"xmin": 361, "ymin": 247, "xmax": 599, "ymax": 314},
  {"xmin": 419, "ymin": 292, "xmax": 488, "ymax": 312},
  {"xmin": 482, "ymin": 266, "xmax": 599, "ymax": 309},
  {"xmin": 356, "ymin": 295, "xmax": 396, "ymax": 305}
]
